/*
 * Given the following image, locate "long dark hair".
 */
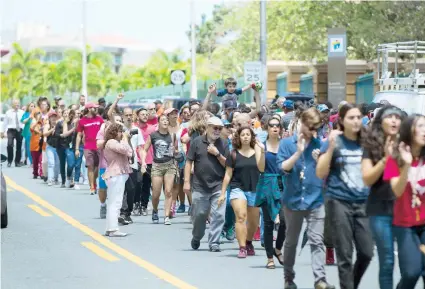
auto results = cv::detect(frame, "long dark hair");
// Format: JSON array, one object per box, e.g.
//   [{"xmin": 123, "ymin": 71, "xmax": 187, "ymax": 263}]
[
  {"xmin": 338, "ymin": 103, "xmax": 364, "ymax": 143},
  {"xmin": 232, "ymin": 126, "xmax": 256, "ymax": 150},
  {"xmin": 394, "ymin": 114, "xmax": 425, "ymax": 166},
  {"xmin": 362, "ymin": 105, "xmax": 403, "ymax": 163}
]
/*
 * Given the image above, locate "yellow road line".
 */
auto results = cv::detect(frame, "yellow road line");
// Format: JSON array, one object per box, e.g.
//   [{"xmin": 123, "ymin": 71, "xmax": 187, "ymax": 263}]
[
  {"xmin": 81, "ymin": 242, "xmax": 120, "ymax": 262},
  {"xmin": 28, "ymin": 204, "xmax": 52, "ymax": 217},
  {"xmin": 5, "ymin": 176, "xmax": 197, "ymax": 289}
]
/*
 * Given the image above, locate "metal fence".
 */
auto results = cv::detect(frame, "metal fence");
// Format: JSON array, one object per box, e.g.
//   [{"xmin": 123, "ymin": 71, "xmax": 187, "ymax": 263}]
[
  {"xmin": 300, "ymin": 74, "xmax": 314, "ymax": 94},
  {"xmin": 355, "ymin": 73, "xmax": 375, "ymax": 104},
  {"xmin": 105, "ymin": 76, "xmax": 254, "ymax": 104},
  {"xmin": 276, "ymin": 72, "xmax": 288, "ymax": 96}
]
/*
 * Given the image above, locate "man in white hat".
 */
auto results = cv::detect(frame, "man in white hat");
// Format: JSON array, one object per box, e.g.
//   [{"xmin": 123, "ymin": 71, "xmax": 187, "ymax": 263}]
[{"xmin": 184, "ymin": 116, "xmax": 228, "ymax": 252}]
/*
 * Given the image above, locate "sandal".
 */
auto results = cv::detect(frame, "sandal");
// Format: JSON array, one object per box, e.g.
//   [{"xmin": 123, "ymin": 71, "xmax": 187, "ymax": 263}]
[
  {"xmin": 266, "ymin": 260, "xmax": 275, "ymax": 269},
  {"xmin": 274, "ymin": 248, "xmax": 284, "ymax": 265}
]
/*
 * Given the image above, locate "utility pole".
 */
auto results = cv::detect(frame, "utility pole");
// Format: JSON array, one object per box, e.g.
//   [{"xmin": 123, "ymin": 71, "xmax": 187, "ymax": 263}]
[
  {"xmin": 190, "ymin": 0, "xmax": 198, "ymax": 99},
  {"xmin": 81, "ymin": 0, "xmax": 88, "ymax": 102},
  {"xmin": 260, "ymin": 1, "xmax": 267, "ymax": 104}
]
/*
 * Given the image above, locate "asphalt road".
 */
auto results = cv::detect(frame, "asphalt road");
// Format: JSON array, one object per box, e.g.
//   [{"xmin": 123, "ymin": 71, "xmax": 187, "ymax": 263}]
[{"xmin": 0, "ymin": 166, "xmax": 419, "ymax": 289}]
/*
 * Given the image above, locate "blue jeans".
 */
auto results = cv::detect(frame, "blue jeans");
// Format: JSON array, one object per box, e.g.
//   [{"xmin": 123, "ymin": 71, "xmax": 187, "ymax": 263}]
[
  {"xmin": 66, "ymin": 147, "xmax": 83, "ymax": 182},
  {"xmin": 393, "ymin": 225, "xmax": 425, "ymax": 289},
  {"xmin": 369, "ymin": 216, "xmax": 394, "ymax": 289},
  {"xmin": 223, "ymin": 187, "xmax": 235, "ymax": 231},
  {"xmin": 46, "ymin": 145, "xmax": 59, "ymax": 182}
]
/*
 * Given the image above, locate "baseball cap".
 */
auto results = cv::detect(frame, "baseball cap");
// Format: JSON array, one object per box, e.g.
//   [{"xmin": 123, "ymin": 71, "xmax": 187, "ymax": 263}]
[
  {"xmin": 164, "ymin": 108, "xmax": 178, "ymax": 115},
  {"xmin": 85, "ymin": 102, "xmax": 99, "ymax": 109},
  {"xmin": 207, "ymin": 117, "xmax": 224, "ymax": 127},
  {"xmin": 154, "ymin": 100, "xmax": 163, "ymax": 105},
  {"xmin": 317, "ymin": 104, "xmax": 330, "ymax": 113},
  {"xmin": 223, "ymin": 99, "xmax": 238, "ymax": 110},
  {"xmin": 283, "ymin": 100, "xmax": 294, "ymax": 109}
]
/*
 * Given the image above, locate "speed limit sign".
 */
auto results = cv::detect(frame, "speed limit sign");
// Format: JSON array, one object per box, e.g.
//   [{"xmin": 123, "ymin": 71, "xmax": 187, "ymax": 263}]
[{"xmin": 170, "ymin": 70, "xmax": 186, "ymax": 85}]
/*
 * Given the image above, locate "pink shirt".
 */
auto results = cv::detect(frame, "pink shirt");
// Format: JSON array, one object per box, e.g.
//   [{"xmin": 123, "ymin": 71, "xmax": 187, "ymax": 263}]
[
  {"xmin": 96, "ymin": 124, "xmax": 107, "ymax": 169},
  {"xmin": 137, "ymin": 122, "xmax": 156, "ymax": 165},
  {"xmin": 77, "ymin": 116, "xmax": 104, "ymax": 150},
  {"xmin": 103, "ymin": 139, "xmax": 133, "ymax": 180}
]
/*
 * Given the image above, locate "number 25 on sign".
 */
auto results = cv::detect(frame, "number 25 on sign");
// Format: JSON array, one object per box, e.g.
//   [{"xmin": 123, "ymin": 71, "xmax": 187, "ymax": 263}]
[{"xmin": 244, "ymin": 61, "xmax": 262, "ymax": 84}]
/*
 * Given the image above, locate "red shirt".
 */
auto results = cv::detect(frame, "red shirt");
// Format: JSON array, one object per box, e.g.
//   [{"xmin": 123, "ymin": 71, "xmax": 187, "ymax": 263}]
[
  {"xmin": 147, "ymin": 117, "xmax": 158, "ymax": 126},
  {"xmin": 76, "ymin": 116, "xmax": 104, "ymax": 150},
  {"xmin": 136, "ymin": 122, "xmax": 157, "ymax": 165},
  {"xmin": 384, "ymin": 157, "xmax": 425, "ymax": 227}
]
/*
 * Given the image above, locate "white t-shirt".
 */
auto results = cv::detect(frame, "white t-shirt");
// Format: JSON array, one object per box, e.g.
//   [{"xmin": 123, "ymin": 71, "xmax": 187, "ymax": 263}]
[{"xmin": 129, "ymin": 125, "xmax": 145, "ymax": 170}]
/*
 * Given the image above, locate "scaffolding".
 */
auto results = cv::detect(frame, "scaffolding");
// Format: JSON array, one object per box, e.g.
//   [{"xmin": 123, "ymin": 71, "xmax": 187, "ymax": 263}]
[{"xmin": 377, "ymin": 41, "xmax": 425, "ymax": 92}]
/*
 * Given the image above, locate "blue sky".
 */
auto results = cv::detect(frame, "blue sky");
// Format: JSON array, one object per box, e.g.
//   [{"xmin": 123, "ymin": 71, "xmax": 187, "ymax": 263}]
[{"xmin": 1, "ymin": 0, "xmax": 225, "ymax": 52}]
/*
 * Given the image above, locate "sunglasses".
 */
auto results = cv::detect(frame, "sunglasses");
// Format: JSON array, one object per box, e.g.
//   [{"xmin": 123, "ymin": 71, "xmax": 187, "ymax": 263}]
[
  {"xmin": 124, "ymin": 114, "xmax": 133, "ymax": 117},
  {"xmin": 308, "ymin": 123, "xmax": 321, "ymax": 131},
  {"xmin": 224, "ymin": 124, "xmax": 233, "ymax": 129},
  {"xmin": 268, "ymin": 123, "xmax": 280, "ymax": 128},
  {"xmin": 212, "ymin": 126, "xmax": 223, "ymax": 131}
]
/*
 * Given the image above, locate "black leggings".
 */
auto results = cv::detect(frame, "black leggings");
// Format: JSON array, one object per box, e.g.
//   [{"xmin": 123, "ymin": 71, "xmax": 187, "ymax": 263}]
[{"xmin": 261, "ymin": 203, "xmax": 286, "ymax": 259}]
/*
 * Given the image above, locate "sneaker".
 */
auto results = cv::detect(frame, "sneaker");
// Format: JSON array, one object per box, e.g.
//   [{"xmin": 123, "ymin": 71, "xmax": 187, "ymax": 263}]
[
  {"xmin": 177, "ymin": 204, "xmax": 185, "ymax": 213},
  {"xmin": 284, "ymin": 280, "xmax": 297, "ymax": 289},
  {"xmin": 164, "ymin": 216, "xmax": 171, "ymax": 225},
  {"xmin": 191, "ymin": 238, "xmax": 200, "ymax": 250},
  {"xmin": 132, "ymin": 203, "xmax": 140, "ymax": 216},
  {"xmin": 118, "ymin": 216, "xmax": 130, "ymax": 225},
  {"xmin": 226, "ymin": 226, "xmax": 235, "ymax": 241},
  {"xmin": 326, "ymin": 247, "xmax": 335, "ymax": 265},
  {"xmin": 83, "ymin": 179, "xmax": 89, "ymax": 185},
  {"xmin": 74, "ymin": 184, "xmax": 80, "ymax": 190},
  {"xmin": 210, "ymin": 245, "xmax": 221, "ymax": 252},
  {"xmin": 237, "ymin": 247, "xmax": 247, "ymax": 258},
  {"xmin": 246, "ymin": 242, "xmax": 255, "ymax": 256},
  {"xmin": 141, "ymin": 206, "xmax": 148, "ymax": 216},
  {"xmin": 187, "ymin": 206, "xmax": 192, "ymax": 216},
  {"xmin": 33, "ymin": 175, "xmax": 38, "ymax": 179},
  {"xmin": 315, "ymin": 280, "xmax": 335, "ymax": 289},
  {"xmin": 152, "ymin": 211, "xmax": 159, "ymax": 223},
  {"xmin": 106, "ymin": 230, "xmax": 127, "ymax": 237},
  {"xmin": 60, "ymin": 184, "xmax": 66, "ymax": 188},
  {"xmin": 70, "ymin": 180, "xmax": 75, "ymax": 188},
  {"xmin": 65, "ymin": 179, "xmax": 71, "ymax": 188},
  {"xmin": 90, "ymin": 188, "xmax": 96, "ymax": 195},
  {"xmin": 7, "ymin": 163, "xmax": 11, "ymax": 167},
  {"xmin": 54, "ymin": 180, "xmax": 60, "ymax": 186},
  {"xmin": 253, "ymin": 227, "xmax": 261, "ymax": 241},
  {"xmin": 47, "ymin": 181, "xmax": 53, "ymax": 186},
  {"xmin": 124, "ymin": 215, "xmax": 133, "ymax": 224},
  {"xmin": 100, "ymin": 205, "xmax": 107, "ymax": 219}
]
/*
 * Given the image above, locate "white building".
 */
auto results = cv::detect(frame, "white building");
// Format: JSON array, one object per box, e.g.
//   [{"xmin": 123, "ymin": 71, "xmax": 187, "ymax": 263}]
[{"xmin": 2, "ymin": 23, "xmax": 155, "ymax": 72}]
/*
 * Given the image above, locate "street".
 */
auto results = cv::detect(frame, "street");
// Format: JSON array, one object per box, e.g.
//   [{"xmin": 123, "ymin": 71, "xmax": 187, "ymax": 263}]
[{"xmin": 0, "ymin": 166, "xmax": 416, "ymax": 289}]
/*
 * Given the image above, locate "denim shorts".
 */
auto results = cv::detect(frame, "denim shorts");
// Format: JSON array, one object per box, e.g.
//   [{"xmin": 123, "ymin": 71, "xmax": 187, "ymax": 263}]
[
  {"xmin": 99, "ymin": 168, "xmax": 107, "ymax": 189},
  {"xmin": 229, "ymin": 188, "xmax": 256, "ymax": 207}
]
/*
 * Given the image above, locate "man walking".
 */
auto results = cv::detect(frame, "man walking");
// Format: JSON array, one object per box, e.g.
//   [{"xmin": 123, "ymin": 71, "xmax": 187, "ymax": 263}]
[
  {"xmin": 184, "ymin": 117, "xmax": 228, "ymax": 252},
  {"xmin": 276, "ymin": 108, "xmax": 335, "ymax": 289},
  {"xmin": 1, "ymin": 99, "xmax": 24, "ymax": 167}
]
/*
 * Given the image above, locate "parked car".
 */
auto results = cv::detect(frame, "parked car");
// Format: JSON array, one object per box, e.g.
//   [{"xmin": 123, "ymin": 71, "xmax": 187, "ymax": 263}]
[
  {"xmin": 1, "ymin": 153, "xmax": 8, "ymax": 228},
  {"xmin": 0, "ymin": 114, "xmax": 6, "ymax": 155}
]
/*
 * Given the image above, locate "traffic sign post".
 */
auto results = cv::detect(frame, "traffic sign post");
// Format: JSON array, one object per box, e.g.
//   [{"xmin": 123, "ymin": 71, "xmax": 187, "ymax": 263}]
[
  {"xmin": 244, "ymin": 61, "xmax": 262, "ymax": 84},
  {"xmin": 170, "ymin": 70, "xmax": 186, "ymax": 97}
]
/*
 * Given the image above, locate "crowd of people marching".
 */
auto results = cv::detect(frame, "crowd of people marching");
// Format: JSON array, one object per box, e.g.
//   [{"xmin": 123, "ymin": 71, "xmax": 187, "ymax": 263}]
[{"xmin": 2, "ymin": 76, "xmax": 425, "ymax": 289}]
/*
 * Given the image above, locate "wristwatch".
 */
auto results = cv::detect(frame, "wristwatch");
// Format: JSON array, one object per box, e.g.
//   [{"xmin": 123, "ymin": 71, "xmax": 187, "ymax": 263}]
[{"xmin": 215, "ymin": 152, "xmax": 221, "ymax": 158}]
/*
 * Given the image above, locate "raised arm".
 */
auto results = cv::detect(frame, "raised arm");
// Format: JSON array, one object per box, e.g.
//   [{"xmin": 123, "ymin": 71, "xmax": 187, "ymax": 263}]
[
  {"xmin": 108, "ymin": 93, "xmax": 124, "ymax": 123},
  {"xmin": 202, "ymin": 83, "xmax": 216, "ymax": 111},
  {"xmin": 249, "ymin": 88, "xmax": 261, "ymax": 119}
]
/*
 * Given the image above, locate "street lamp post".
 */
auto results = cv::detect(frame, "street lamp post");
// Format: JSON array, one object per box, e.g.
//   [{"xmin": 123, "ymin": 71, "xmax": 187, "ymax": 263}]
[
  {"xmin": 190, "ymin": 0, "xmax": 198, "ymax": 99},
  {"xmin": 81, "ymin": 0, "xmax": 88, "ymax": 102},
  {"xmin": 260, "ymin": 0, "xmax": 267, "ymax": 104}
]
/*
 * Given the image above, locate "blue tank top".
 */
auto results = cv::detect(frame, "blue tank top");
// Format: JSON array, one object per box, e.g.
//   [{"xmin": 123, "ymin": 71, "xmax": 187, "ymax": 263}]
[{"xmin": 264, "ymin": 142, "xmax": 279, "ymax": 174}]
